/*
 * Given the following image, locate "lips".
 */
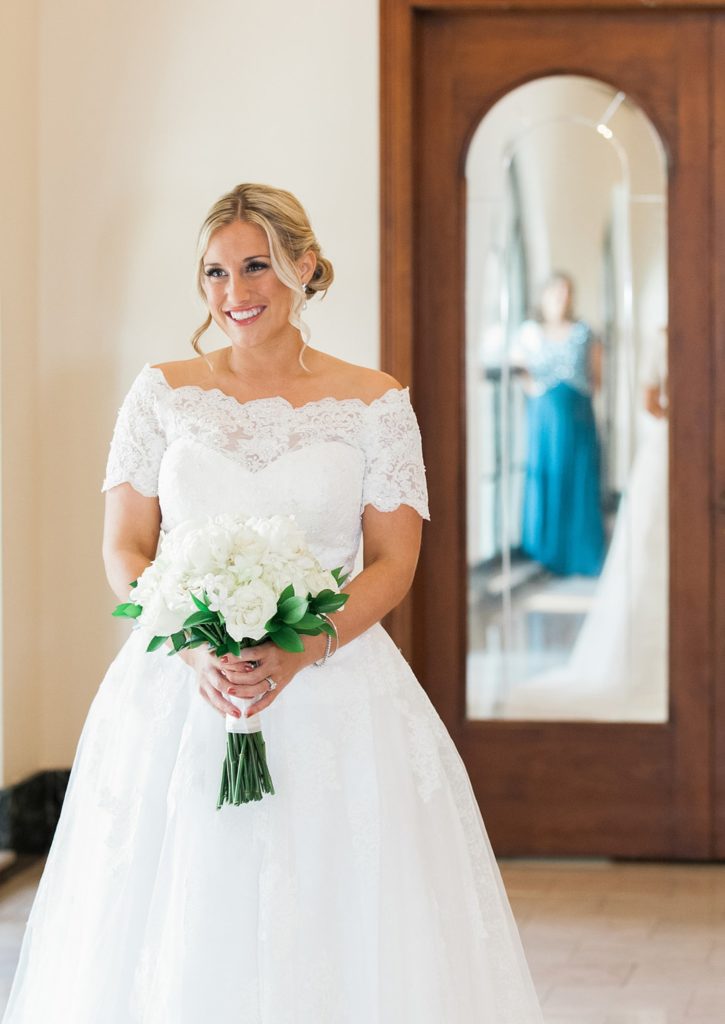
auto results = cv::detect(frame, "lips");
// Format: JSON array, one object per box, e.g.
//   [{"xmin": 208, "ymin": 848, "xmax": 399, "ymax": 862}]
[{"xmin": 225, "ymin": 305, "xmax": 266, "ymax": 325}]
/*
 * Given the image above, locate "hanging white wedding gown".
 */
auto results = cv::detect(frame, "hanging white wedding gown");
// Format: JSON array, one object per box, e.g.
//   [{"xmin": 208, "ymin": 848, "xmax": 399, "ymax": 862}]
[{"xmin": 3, "ymin": 365, "xmax": 543, "ymax": 1023}]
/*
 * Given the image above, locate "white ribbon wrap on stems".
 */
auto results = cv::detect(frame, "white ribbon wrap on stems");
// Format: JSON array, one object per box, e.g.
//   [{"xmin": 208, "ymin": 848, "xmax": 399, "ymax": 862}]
[{"xmin": 225, "ymin": 693, "xmax": 264, "ymax": 734}]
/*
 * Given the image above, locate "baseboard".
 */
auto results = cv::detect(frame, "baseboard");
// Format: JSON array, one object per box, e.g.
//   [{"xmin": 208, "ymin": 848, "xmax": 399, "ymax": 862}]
[{"xmin": 0, "ymin": 771, "xmax": 71, "ymax": 854}]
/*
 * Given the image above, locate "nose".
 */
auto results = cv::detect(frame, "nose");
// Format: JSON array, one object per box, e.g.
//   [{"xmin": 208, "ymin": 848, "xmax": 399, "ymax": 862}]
[{"xmin": 226, "ymin": 270, "xmax": 251, "ymax": 306}]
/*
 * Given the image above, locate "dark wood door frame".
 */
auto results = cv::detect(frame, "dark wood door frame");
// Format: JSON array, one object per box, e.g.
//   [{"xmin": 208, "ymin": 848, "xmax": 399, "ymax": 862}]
[{"xmin": 380, "ymin": 0, "xmax": 724, "ymax": 858}]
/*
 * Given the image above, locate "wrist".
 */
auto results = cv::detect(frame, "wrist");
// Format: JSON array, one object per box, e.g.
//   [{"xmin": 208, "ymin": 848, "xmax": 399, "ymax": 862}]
[
  {"xmin": 178, "ymin": 646, "xmax": 200, "ymax": 670},
  {"xmin": 304, "ymin": 632, "xmax": 328, "ymax": 667}
]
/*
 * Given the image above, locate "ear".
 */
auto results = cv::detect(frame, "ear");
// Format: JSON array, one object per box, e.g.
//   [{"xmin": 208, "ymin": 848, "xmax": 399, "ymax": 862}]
[{"xmin": 296, "ymin": 249, "xmax": 317, "ymax": 286}]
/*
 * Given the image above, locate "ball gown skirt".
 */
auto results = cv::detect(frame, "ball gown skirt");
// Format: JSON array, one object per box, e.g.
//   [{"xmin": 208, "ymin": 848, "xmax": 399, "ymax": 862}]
[
  {"xmin": 2, "ymin": 623, "xmax": 543, "ymax": 1022},
  {"xmin": 3, "ymin": 366, "xmax": 544, "ymax": 1021},
  {"xmin": 521, "ymin": 381, "xmax": 605, "ymax": 576}
]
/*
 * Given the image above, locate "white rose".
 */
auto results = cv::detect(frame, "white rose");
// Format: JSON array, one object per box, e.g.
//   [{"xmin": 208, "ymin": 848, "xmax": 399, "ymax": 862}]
[
  {"xmin": 138, "ymin": 587, "xmax": 188, "ymax": 637},
  {"xmin": 223, "ymin": 580, "xmax": 279, "ymax": 643},
  {"xmin": 179, "ymin": 524, "xmax": 235, "ymax": 576}
]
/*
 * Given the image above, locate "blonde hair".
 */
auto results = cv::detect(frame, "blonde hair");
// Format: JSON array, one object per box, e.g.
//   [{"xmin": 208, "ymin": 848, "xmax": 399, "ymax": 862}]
[{"xmin": 190, "ymin": 183, "xmax": 335, "ymax": 365}]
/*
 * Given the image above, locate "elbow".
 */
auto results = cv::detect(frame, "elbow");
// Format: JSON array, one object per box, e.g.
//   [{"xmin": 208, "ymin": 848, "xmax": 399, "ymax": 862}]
[
  {"xmin": 101, "ymin": 545, "xmax": 124, "ymax": 598},
  {"xmin": 388, "ymin": 552, "xmax": 421, "ymax": 610}
]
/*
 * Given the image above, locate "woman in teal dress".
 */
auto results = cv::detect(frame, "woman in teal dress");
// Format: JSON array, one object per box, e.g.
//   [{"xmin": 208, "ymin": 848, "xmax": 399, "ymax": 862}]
[{"xmin": 513, "ymin": 273, "xmax": 605, "ymax": 577}]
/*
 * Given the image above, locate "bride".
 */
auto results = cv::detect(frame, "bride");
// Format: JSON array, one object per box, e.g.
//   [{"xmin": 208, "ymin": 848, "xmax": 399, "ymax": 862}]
[{"xmin": 3, "ymin": 183, "xmax": 543, "ymax": 1022}]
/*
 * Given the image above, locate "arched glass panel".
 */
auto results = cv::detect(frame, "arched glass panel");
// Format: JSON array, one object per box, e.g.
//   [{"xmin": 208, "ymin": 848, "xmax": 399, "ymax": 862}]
[{"xmin": 465, "ymin": 75, "xmax": 668, "ymax": 722}]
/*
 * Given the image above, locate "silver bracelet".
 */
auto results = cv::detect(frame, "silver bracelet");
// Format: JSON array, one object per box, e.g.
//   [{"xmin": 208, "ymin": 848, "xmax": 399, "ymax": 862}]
[{"xmin": 312, "ymin": 613, "xmax": 339, "ymax": 667}]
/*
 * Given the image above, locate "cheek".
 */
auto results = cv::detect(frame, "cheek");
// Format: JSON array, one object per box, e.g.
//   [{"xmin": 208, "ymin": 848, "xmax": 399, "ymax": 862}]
[
  {"xmin": 269, "ymin": 284, "xmax": 295, "ymax": 316},
  {"xmin": 202, "ymin": 281, "xmax": 225, "ymax": 312}
]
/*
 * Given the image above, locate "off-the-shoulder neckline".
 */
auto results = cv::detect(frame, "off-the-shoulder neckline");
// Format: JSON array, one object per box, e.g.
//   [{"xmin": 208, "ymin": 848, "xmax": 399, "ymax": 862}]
[{"xmin": 142, "ymin": 363, "xmax": 409, "ymax": 414}]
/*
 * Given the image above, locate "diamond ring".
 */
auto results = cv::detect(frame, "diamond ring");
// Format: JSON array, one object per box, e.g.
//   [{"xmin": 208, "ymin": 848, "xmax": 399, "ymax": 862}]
[{"xmin": 265, "ymin": 676, "xmax": 278, "ymax": 692}]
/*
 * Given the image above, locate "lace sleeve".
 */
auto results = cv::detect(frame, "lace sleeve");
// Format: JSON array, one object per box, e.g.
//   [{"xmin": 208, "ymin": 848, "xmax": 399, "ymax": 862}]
[
  {"xmin": 101, "ymin": 365, "xmax": 167, "ymax": 497},
  {"xmin": 361, "ymin": 387, "xmax": 430, "ymax": 519}
]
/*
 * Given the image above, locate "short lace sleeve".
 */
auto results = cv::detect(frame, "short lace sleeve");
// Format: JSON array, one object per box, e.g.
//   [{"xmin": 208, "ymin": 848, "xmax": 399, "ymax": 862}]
[
  {"xmin": 361, "ymin": 387, "xmax": 430, "ymax": 519},
  {"xmin": 102, "ymin": 365, "xmax": 167, "ymax": 497}
]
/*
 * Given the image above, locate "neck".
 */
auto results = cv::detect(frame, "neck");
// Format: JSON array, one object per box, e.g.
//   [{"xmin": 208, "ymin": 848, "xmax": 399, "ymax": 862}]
[{"xmin": 224, "ymin": 330, "xmax": 310, "ymax": 383}]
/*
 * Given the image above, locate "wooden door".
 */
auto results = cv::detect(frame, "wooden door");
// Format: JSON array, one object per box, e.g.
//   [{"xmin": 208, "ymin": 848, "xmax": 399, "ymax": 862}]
[
  {"xmin": 396, "ymin": 9, "xmax": 715, "ymax": 857},
  {"xmin": 714, "ymin": 20, "xmax": 725, "ymax": 860}
]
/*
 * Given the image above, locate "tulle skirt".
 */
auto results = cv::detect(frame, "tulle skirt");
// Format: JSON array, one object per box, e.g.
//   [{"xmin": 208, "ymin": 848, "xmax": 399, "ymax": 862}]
[{"xmin": 3, "ymin": 623, "xmax": 543, "ymax": 1022}]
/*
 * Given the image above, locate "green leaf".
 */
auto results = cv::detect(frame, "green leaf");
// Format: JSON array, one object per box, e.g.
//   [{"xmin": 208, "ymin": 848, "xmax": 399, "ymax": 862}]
[
  {"xmin": 171, "ymin": 630, "xmax": 187, "ymax": 652},
  {"xmin": 146, "ymin": 635, "xmax": 168, "ymax": 653},
  {"xmin": 319, "ymin": 620, "xmax": 336, "ymax": 638},
  {"xmin": 191, "ymin": 592, "xmax": 210, "ymax": 613},
  {"xmin": 130, "ymin": 579, "xmax": 138, "ymax": 589},
  {"xmin": 187, "ymin": 626, "xmax": 215, "ymax": 647},
  {"xmin": 311, "ymin": 595, "xmax": 347, "ymax": 614},
  {"xmin": 278, "ymin": 595, "xmax": 308, "ymax": 624},
  {"xmin": 264, "ymin": 617, "xmax": 282, "ymax": 633},
  {"xmin": 271, "ymin": 625, "xmax": 305, "ymax": 653},
  {"xmin": 331, "ymin": 567, "xmax": 349, "ymax": 587},
  {"xmin": 183, "ymin": 609, "xmax": 217, "ymax": 628},
  {"xmin": 278, "ymin": 583, "xmax": 295, "ymax": 605},
  {"xmin": 112, "ymin": 602, "xmax": 143, "ymax": 619},
  {"xmin": 226, "ymin": 637, "xmax": 241, "ymax": 657},
  {"xmin": 295, "ymin": 612, "xmax": 325, "ymax": 631}
]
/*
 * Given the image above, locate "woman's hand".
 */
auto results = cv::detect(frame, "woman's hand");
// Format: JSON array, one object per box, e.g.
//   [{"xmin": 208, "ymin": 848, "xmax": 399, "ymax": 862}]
[
  {"xmin": 215, "ymin": 636, "xmax": 328, "ymax": 718},
  {"xmin": 178, "ymin": 646, "xmax": 245, "ymax": 719},
  {"xmin": 180, "ymin": 635, "xmax": 327, "ymax": 719}
]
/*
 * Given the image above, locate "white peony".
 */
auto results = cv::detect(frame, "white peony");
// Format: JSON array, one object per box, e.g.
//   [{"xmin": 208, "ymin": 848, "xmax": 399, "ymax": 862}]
[
  {"xmin": 129, "ymin": 512, "xmax": 342, "ymax": 642},
  {"xmin": 222, "ymin": 579, "xmax": 280, "ymax": 642},
  {"xmin": 137, "ymin": 585, "xmax": 189, "ymax": 637}
]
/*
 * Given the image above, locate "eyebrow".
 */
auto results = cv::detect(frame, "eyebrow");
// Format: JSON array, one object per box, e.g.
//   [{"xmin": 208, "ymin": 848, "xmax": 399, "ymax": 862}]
[{"xmin": 203, "ymin": 254, "xmax": 270, "ymax": 265}]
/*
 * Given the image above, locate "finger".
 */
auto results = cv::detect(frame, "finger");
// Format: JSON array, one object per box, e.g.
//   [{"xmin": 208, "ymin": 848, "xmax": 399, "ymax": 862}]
[
  {"xmin": 244, "ymin": 691, "xmax": 276, "ymax": 718},
  {"xmin": 203, "ymin": 678, "xmax": 243, "ymax": 717},
  {"xmin": 210, "ymin": 666, "xmax": 235, "ymax": 692},
  {"xmin": 219, "ymin": 664, "xmax": 258, "ymax": 681},
  {"xmin": 212, "ymin": 668, "xmax": 255, "ymax": 697},
  {"xmin": 222, "ymin": 669, "xmax": 271, "ymax": 688},
  {"xmin": 221, "ymin": 647, "xmax": 270, "ymax": 667},
  {"xmin": 232, "ymin": 679, "xmax": 274, "ymax": 699},
  {"xmin": 228, "ymin": 674, "xmax": 280, "ymax": 695},
  {"xmin": 198, "ymin": 684, "xmax": 227, "ymax": 718}
]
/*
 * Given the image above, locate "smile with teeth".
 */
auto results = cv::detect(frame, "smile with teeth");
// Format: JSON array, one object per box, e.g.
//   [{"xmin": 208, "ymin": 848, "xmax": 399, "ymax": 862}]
[{"xmin": 226, "ymin": 306, "xmax": 266, "ymax": 323}]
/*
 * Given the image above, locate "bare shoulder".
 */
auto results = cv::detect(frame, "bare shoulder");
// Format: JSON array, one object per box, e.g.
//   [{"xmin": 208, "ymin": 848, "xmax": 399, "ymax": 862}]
[
  {"xmin": 151, "ymin": 351, "xmax": 221, "ymax": 389},
  {"xmin": 313, "ymin": 352, "xmax": 404, "ymax": 403}
]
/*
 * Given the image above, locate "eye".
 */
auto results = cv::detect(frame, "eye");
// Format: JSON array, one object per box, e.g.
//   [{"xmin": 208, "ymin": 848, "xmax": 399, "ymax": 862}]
[
  {"xmin": 246, "ymin": 260, "xmax": 269, "ymax": 273},
  {"xmin": 204, "ymin": 267, "xmax": 226, "ymax": 278}
]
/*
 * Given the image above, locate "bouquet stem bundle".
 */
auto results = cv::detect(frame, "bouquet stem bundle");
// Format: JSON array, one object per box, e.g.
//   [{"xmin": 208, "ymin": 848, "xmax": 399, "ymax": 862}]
[{"xmin": 219, "ymin": 731, "xmax": 275, "ymax": 806}]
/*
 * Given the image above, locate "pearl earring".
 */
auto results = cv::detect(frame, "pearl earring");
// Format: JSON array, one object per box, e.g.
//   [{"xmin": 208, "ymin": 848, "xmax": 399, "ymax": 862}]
[{"xmin": 301, "ymin": 281, "xmax": 308, "ymax": 311}]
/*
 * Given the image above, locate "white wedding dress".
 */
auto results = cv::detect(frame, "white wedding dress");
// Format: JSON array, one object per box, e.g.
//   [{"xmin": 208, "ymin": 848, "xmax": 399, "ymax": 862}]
[{"xmin": 3, "ymin": 365, "xmax": 543, "ymax": 1023}]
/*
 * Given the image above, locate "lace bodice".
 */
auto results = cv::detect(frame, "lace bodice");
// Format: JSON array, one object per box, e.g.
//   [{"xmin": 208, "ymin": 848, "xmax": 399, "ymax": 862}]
[
  {"xmin": 102, "ymin": 364, "xmax": 429, "ymax": 575},
  {"xmin": 513, "ymin": 320, "xmax": 595, "ymax": 396}
]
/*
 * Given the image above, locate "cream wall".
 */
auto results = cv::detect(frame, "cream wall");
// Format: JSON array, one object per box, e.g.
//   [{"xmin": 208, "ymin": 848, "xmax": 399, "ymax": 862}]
[
  {"xmin": 0, "ymin": 0, "xmax": 41, "ymax": 786},
  {"xmin": 3, "ymin": 0, "xmax": 379, "ymax": 783}
]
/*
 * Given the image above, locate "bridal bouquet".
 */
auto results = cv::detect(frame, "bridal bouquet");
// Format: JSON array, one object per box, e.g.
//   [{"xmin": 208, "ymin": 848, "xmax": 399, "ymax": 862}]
[{"xmin": 112, "ymin": 513, "xmax": 349, "ymax": 808}]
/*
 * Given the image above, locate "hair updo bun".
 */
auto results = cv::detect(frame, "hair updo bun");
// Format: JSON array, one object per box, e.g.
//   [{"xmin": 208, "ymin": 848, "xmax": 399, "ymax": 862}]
[
  {"xmin": 306, "ymin": 253, "xmax": 334, "ymax": 297},
  {"xmin": 191, "ymin": 183, "xmax": 334, "ymax": 357}
]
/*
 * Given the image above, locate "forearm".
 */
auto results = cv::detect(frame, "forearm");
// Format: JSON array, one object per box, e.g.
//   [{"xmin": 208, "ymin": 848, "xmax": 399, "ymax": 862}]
[
  {"xmin": 331, "ymin": 557, "xmax": 416, "ymax": 652},
  {"xmin": 103, "ymin": 548, "xmax": 153, "ymax": 603}
]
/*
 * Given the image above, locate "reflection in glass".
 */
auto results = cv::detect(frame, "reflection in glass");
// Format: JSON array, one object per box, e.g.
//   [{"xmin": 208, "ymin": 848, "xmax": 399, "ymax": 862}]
[{"xmin": 465, "ymin": 76, "xmax": 668, "ymax": 723}]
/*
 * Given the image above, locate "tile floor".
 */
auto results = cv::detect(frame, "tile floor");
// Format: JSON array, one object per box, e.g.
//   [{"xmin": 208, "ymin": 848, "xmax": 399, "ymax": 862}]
[
  {"xmin": 0, "ymin": 857, "xmax": 723, "ymax": 1021},
  {"xmin": 500, "ymin": 859, "xmax": 725, "ymax": 1023}
]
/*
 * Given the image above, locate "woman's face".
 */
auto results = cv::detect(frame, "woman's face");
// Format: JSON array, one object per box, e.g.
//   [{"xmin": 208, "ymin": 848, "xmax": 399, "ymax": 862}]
[
  {"xmin": 541, "ymin": 279, "xmax": 573, "ymax": 323},
  {"xmin": 201, "ymin": 220, "xmax": 307, "ymax": 349}
]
